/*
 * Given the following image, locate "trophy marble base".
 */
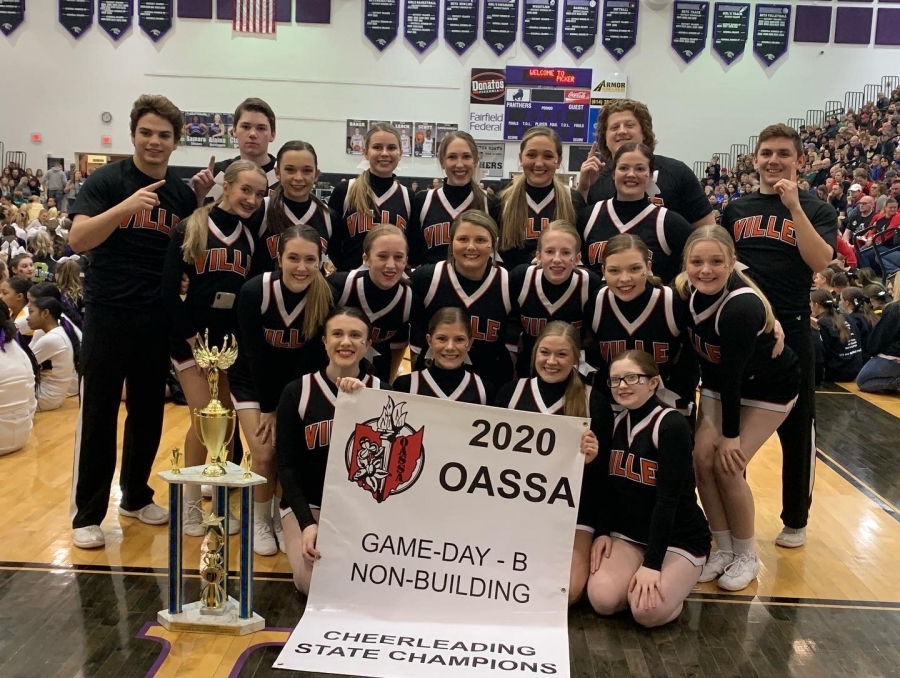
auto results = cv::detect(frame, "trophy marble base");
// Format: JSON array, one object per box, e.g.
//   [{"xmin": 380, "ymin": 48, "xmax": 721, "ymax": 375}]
[{"xmin": 158, "ymin": 598, "xmax": 265, "ymax": 635}]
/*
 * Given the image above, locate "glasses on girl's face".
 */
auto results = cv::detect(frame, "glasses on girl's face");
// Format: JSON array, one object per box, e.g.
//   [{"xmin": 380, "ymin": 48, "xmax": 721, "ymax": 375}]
[{"xmin": 607, "ymin": 373, "xmax": 650, "ymax": 387}]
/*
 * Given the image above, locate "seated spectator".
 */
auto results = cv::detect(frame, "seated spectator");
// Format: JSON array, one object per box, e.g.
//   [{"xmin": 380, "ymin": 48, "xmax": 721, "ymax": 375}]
[
  {"xmin": 832, "ymin": 272, "xmax": 851, "ymax": 297},
  {"xmin": 813, "ymin": 269, "xmax": 835, "ymax": 295},
  {"xmin": 811, "ymin": 290, "xmax": 864, "ymax": 384},
  {"xmin": 857, "ymin": 198, "xmax": 900, "ymax": 275},
  {"xmin": 0, "ymin": 300, "xmax": 37, "ymax": 456},
  {"xmin": 8, "ymin": 253, "xmax": 33, "ymax": 281},
  {"xmin": 25, "ymin": 297, "xmax": 78, "ymax": 411},
  {"xmin": 841, "ymin": 287, "xmax": 877, "ymax": 359},
  {"xmin": 857, "ymin": 294, "xmax": 900, "ymax": 393},
  {"xmin": 863, "ymin": 284, "xmax": 890, "ymax": 316},
  {"xmin": 23, "ymin": 196, "xmax": 42, "ymax": 223},
  {"xmin": 1, "ymin": 225, "xmax": 25, "ymax": 262},
  {"xmin": 828, "ymin": 184, "xmax": 848, "ymax": 214},
  {"xmin": 0, "ymin": 276, "xmax": 33, "ymax": 344},
  {"xmin": 26, "ymin": 231, "xmax": 56, "ymax": 284},
  {"xmin": 54, "ymin": 259, "xmax": 84, "ymax": 318}
]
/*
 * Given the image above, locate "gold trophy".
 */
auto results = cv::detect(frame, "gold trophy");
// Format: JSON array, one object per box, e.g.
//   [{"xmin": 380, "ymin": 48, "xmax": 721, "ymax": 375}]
[
  {"xmin": 170, "ymin": 447, "xmax": 182, "ymax": 474},
  {"xmin": 192, "ymin": 330, "xmax": 238, "ymax": 478},
  {"xmin": 199, "ymin": 513, "xmax": 228, "ymax": 613}
]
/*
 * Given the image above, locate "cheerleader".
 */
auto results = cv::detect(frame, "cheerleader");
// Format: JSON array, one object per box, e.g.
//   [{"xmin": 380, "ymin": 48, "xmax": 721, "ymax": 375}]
[
  {"xmin": 509, "ymin": 221, "xmax": 601, "ymax": 378},
  {"xmin": 578, "ymin": 142, "xmax": 693, "ymax": 284},
  {"xmin": 585, "ymin": 234, "xmax": 691, "ymax": 413},
  {"xmin": 258, "ymin": 141, "xmax": 339, "ymax": 274},
  {"xmin": 407, "ymin": 131, "xmax": 499, "ymax": 266},
  {"xmin": 810, "ymin": 289, "xmax": 864, "ymax": 384},
  {"xmin": 494, "ymin": 321, "xmax": 610, "ymax": 606},
  {"xmin": 160, "ymin": 160, "xmax": 268, "ymax": 536},
  {"xmin": 410, "ymin": 211, "xmax": 515, "ymax": 387},
  {"xmin": 586, "ymin": 350, "xmax": 710, "ymax": 628},
  {"xmin": 498, "ymin": 127, "xmax": 576, "ymax": 269},
  {"xmin": 328, "ymin": 123, "xmax": 410, "ymax": 271},
  {"xmin": 231, "ymin": 224, "xmax": 333, "ymax": 555},
  {"xmin": 25, "ymin": 297, "xmax": 79, "ymax": 412},
  {"xmin": 0, "ymin": 277, "xmax": 32, "ymax": 346},
  {"xmin": 393, "ymin": 307, "xmax": 493, "ymax": 404},
  {"xmin": 9, "ymin": 253, "xmax": 33, "ymax": 281},
  {"xmin": 328, "ymin": 225, "xmax": 413, "ymax": 382},
  {"xmin": 276, "ymin": 307, "xmax": 387, "ymax": 593},
  {"xmin": 676, "ymin": 226, "xmax": 800, "ymax": 591}
]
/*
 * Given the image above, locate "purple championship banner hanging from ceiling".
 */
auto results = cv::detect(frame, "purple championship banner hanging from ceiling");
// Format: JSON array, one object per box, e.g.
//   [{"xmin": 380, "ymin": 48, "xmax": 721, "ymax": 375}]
[
  {"xmin": 98, "ymin": 0, "xmax": 132, "ymax": 40},
  {"xmin": 0, "ymin": 0, "xmax": 25, "ymax": 36},
  {"xmin": 176, "ymin": 0, "xmax": 211, "ymax": 18},
  {"xmin": 562, "ymin": 0, "xmax": 599, "ymax": 58},
  {"xmin": 671, "ymin": 1, "xmax": 708, "ymax": 63},
  {"xmin": 59, "ymin": 0, "xmax": 93, "ymax": 37},
  {"xmin": 753, "ymin": 3, "xmax": 790, "ymax": 66},
  {"xmin": 522, "ymin": 0, "xmax": 558, "ymax": 57},
  {"xmin": 405, "ymin": 0, "xmax": 439, "ymax": 52},
  {"xmin": 365, "ymin": 0, "xmax": 399, "ymax": 49},
  {"xmin": 483, "ymin": 0, "xmax": 518, "ymax": 55},
  {"xmin": 444, "ymin": 0, "xmax": 478, "ymax": 54},
  {"xmin": 794, "ymin": 4, "xmax": 831, "ymax": 43},
  {"xmin": 602, "ymin": 0, "xmax": 638, "ymax": 60},
  {"xmin": 875, "ymin": 8, "xmax": 900, "ymax": 46},
  {"xmin": 139, "ymin": 0, "xmax": 172, "ymax": 40},
  {"xmin": 835, "ymin": 7, "xmax": 871, "ymax": 45},
  {"xmin": 712, "ymin": 2, "xmax": 748, "ymax": 63}
]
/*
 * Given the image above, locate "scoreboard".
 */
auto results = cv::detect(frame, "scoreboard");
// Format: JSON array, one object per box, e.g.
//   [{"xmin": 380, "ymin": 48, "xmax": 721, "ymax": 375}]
[{"xmin": 503, "ymin": 66, "xmax": 592, "ymax": 143}]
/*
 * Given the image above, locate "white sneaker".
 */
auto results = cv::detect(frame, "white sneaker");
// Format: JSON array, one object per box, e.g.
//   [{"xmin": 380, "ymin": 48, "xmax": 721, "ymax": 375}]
[
  {"xmin": 776, "ymin": 527, "xmax": 807, "ymax": 548},
  {"xmin": 698, "ymin": 550, "xmax": 733, "ymax": 583},
  {"xmin": 183, "ymin": 499, "xmax": 205, "ymax": 537},
  {"xmin": 201, "ymin": 484, "xmax": 213, "ymax": 498},
  {"xmin": 253, "ymin": 516, "xmax": 277, "ymax": 556},
  {"xmin": 718, "ymin": 552, "xmax": 760, "ymax": 591},
  {"xmin": 73, "ymin": 525, "xmax": 105, "ymax": 549},
  {"xmin": 119, "ymin": 502, "xmax": 169, "ymax": 525}
]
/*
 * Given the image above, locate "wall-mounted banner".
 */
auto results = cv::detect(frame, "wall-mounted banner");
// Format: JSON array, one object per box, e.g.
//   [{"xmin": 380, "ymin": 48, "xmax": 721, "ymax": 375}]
[
  {"xmin": 274, "ymin": 389, "xmax": 585, "ymax": 678},
  {"xmin": 365, "ymin": 0, "xmax": 399, "ymax": 50},
  {"xmin": 522, "ymin": 0, "xmax": 558, "ymax": 57},
  {"xmin": 176, "ymin": 0, "xmax": 212, "ymax": 18},
  {"xmin": 139, "ymin": 0, "xmax": 172, "ymax": 41},
  {"xmin": 589, "ymin": 73, "xmax": 627, "ymax": 106},
  {"xmin": 671, "ymin": 1, "xmax": 708, "ymax": 63},
  {"xmin": 59, "ymin": 0, "xmax": 93, "ymax": 38},
  {"xmin": 444, "ymin": 0, "xmax": 479, "ymax": 55},
  {"xmin": 483, "ymin": 0, "xmax": 518, "ymax": 56},
  {"xmin": 347, "ymin": 120, "xmax": 369, "ymax": 155},
  {"xmin": 753, "ymin": 3, "xmax": 790, "ymax": 66},
  {"xmin": 469, "ymin": 68, "xmax": 507, "ymax": 141},
  {"xmin": 99, "ymin": 0, "xmax": 132, "ymax": 40},
  {"xmin": 0, "ymin": 0, "xmax": 24, "ymax": 37},
  {"xmin": 602, "ymin": 0, "xmax": 638, "ymax": 60},
  {"xmin": 296, "ymin": 0, "xmax": 331, "ymax": 23},
  {"xmin": 435, "ymin": 123, "xmax": 460, "ymax": 149},
  {"xmin": 393, "ymin": 120, "xmax": 415, "ymax": 157},
  {"xmin": 405, "ymin": 0, "xmax": 439, "ymax": 52},
  {"xmin": 415, "ymin": 123, "xmax": 438, "ymax": 157},
  {"xmin": 180, "ymin": 112, "xmax": 234, "ymax": 149},
  {"xmin": 477, "ymin": 143, "xmax": 505, "ymax": 178},
  {"xmin": 712, "ymin": 2, "xmax": 748, "ymax": 64},
  {"xmin": 562, "ymin": 0, "xmax": 599, "ymax": 58}
]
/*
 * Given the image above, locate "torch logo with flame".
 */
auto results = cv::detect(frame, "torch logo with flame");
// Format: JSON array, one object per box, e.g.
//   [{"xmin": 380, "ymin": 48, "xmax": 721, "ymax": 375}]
[{"xmin": 345, "ymin": 397, "xmax": 425, "ymax": 502}]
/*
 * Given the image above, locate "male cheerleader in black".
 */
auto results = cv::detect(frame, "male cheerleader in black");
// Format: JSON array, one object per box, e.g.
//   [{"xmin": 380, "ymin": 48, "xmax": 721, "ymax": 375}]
[
  {"xmin": 578, "ymin": 143, "xmax": 693, "ymax": 283},
  {"xmin": 231, "ymin": 225, "xmax": 333, "ymax": 554},
  {"xmin": 494, "ymin": 321, "xmax": 608, "ymax": 606},
  {"xmin": 393, "ymin": 307, "xmax": 493, "ymax": 404},
  {"xmin": 574, "ymin": 100, "xmax": 714, "ymax": 227},
  {"xmin": 677, "ymin": 226, "xmax": 800, "ymax": 590},
  {"xmin": 328, "ymin": 225, "xmax": 414, "ymax": 382},
  {"xmin": 498, "ymin": 127, "xmax": 576, "ymax": 269},
  {"xmin": 508, "ymin": 221, "xmax": 600, "ymax": 377},
  {"xmin": 587, "ymin": 351, "xmax": 710, "ymax": 627},
  {"xmin": 258, "ymin": 141, "xmax": 339, "ymax": 273},
  {"xmin": 328, "ymin": 123, "xmax": 410, "ymax": 271},
  {"xmin": 723, "ymin": 124, "xmax": 838, "ymax": 548},
  {"xmin": 407, "ymin": 131, "xmax": 500, "ymax": 266},
  {"xmin": 410, "ymin": 211, "xmax": 515, "ymax": 387},
  {"xmin": 276, "ymin": 307, "xmax": 386, "ymax": 594},
  {"xmin": 191, "ymin": 98, "xmax": 279, "ymax": 204},
  {"xmin": 69, "ymin": 95, "xmax": 196, "ymax": 550},
  {"xmin": 161, "ymin": 161, "xmax": 267, "ymax": 537}
]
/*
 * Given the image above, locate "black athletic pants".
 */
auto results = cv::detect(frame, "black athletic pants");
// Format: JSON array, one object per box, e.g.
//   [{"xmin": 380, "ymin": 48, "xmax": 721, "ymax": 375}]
[
  {"xmin": 71, "ymin": 304, "xmax": 169, "ymax": 529},
  {"xmin": 776, "ymin": 314, "xmax": 816, "ymax": 530}
]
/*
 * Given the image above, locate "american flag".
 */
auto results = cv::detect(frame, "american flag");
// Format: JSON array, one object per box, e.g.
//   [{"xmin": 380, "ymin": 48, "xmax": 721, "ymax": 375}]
[{"xmin": 233, "ymin": 0, "xmax": 276, "ymax": 34}]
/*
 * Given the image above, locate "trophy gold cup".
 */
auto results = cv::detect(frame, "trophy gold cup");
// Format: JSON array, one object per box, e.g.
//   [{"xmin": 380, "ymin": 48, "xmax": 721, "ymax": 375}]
[{"xmin": 191, "ymin": 330, "xmax": 238, "ymax": 477}]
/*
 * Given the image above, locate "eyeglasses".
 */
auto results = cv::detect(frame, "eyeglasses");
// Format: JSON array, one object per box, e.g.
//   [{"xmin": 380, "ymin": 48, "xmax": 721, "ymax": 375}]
[{"xmin": 606, "ymin": 374, "xmax": 650, "ymax": 387}]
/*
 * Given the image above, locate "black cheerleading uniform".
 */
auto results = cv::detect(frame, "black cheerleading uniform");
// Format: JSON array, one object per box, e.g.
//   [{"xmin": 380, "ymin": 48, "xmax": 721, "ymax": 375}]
[
  {"xmin": 393, "ymin": 365, "xmax": 493, "ymax": 405},
  {"xmin": 687, "ymin": 276, "xmax": 800, "ymax": 439},
  {"xmin": 276, "ymin": 369, "xmax": 384, "ymax": 530},
  {"xmin": 208, "ymin": 154, "xmax": 279, "ymax": 202},
  {"xmin": 812, "ymin": 315, "xmax": 864, "ymax": 384},
  {"xmin": 508, "ymin": 264, "xmax": 601, "ymax": 377},
  {"xmin": 596, "ymin": 400, "xmax": 710, "ymax": 571},
  {"xmin": 256, "ymin": 194, "xmax": 338, "ymax": 273},
  {"xmin": 847, "ymin": 311, "xmax": 872, "ymax": 361},
  {"xmin": 407, "ymin": 184, "xmax": 501, "ymax": 266},
  {"xmin": 161, "ymin": 207, "xmax": 256, "ymax": 367},
  {"xmin": 410, "ymin": 261, "xmax": 515, "ymax": 386},
  {"xmin": 230, "ymin": 270, "xmax": 328, "ymax": 412},
  {"xmin": 577, "ymin": 197, "xmax": 693, "ymax": 283},
  {"xmin": 328, "ymin": 174, "xmax": 411, "ymax": 271},
  {"xmin": 328, "ymin": 269, "xmax": 414, "ymax": 381},
  {"xmin": 498, "ymin": 183, "xmax": 570, "ymax": 270}
]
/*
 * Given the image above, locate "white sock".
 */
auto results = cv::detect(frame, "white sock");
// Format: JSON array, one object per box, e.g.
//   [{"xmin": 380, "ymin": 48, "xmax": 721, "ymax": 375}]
[
  {"xmin": 254, "ymin": 499, "xmax": 273, "ymax": 526},
  {"xmin": 184, "ymin": 484, "xmax": 201, "ymax": 504},
  {"xmin": 732, "ymin": 536, "xmax": 755, "ymax": 555},
  {"xmin": 712, "ymin": 530, "xmax": 733, "ymax": 554},
  {"xmin": 272, "ymin": 497, "xmax": 283, "ymax": 530}
]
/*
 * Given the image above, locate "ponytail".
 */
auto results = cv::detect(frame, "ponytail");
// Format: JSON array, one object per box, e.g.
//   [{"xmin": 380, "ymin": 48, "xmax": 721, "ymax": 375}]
[
  {"xmin": 278, "ymin": 225, "xmax": 334, "ymax": 339},
  {"xmin": 0, "ymin": 299, "xmax": 15, "ymax": 351},
  {"xmin": 842, "ymin": 287, "xmax": 877, "ymax": 328},
  {"xmin": 32, "ymin": 296, "xmax": 81, "ymax": 373},
  {"xmin": 811, "ymin": 289, "xmax": 850, "ymax": 343}
]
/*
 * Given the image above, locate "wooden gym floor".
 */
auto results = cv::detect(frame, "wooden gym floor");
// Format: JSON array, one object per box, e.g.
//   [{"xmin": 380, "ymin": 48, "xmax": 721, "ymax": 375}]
[{"xmin": 1, "ymin": 382, "xmax": 899, "ymax": 677}]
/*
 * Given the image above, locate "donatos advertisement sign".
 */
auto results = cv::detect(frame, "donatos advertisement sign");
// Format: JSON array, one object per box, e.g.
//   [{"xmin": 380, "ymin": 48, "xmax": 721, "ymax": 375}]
[{"xmin": 469, "ymin": 69, "xmax": 506, "ymax": 141}]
